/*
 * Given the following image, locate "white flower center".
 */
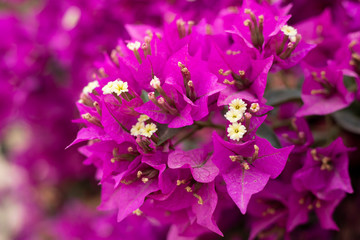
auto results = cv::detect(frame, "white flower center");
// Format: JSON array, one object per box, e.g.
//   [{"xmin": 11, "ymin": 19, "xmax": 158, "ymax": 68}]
[
  {"xmin": 225, "ymin": 109, "xmax": 243, "ymax": 123},
  {"xmin": 281, "ymin": 25, "xmax": 297, "ymax": 42},
  {"xmin": 102, "ymin": 79, "xmax": 128, "ymax": 96},
  {"xmin": 250, "ymin": 103, "xmax": 260, "ymax": 113},
  {"xmin": 227, "ymin": 123, "xmax": 247, "ymax": 141},
  {"xmin": 229, "ymin": 98, "xmax": 247, "ymax": 114},
  {"xmin": 137, "ymin": 114, "xmax": 150, "ymax": 122},
  {"xmin": 131, "ymin": 121, "xmax": 157, "ymax": 138},
  {"xmin": 141, "ymin": 123, "xmax": 158, "ymax": 138},
  {"xmin": 150, "ymin": 76, "xmax": 161, "ymax": 89},
  {"xmin": 82, "ymin": 81, "xmax": 99, "ymax": 95},
  {"xmin": 130, "ymin": 122, "xmax": 145, "ymax": 136},
  {"xmin": 127, "ymin": 41, "xmax": 141, "ymax": 51}
]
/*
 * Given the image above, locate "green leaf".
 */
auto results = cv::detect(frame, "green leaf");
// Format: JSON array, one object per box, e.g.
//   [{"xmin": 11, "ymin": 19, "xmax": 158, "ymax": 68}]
[
  {"xmin": 264, "ymin": 89, "xmax": 302, "ymax": 106},
  {"xmin": 257, "ymin": 123, "xmax": 281, "ymax": 148},
  {"xmin": 332, "ymin": 109, "xmax": 360, "ymax": 135},
  {"xmin": 140, "ymin": 90, "xmax": 150, "ymax": 103},
  {"xmin": 343, "ymin": 75, "xmax": 357, "ymax": 91},
  {"xmin": 156, "ymin": 125, "xmax": 189, "ymax": 146}
]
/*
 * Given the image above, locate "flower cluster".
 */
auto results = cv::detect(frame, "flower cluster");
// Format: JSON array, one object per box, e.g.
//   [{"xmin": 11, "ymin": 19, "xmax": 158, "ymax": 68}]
[
  {"xmin": 1, "ymin": 0, "xmax": 359, "ymax": 239},
  {"xmin": 70, "ymin": 0, "xmax": 358, "ymax": 238}
]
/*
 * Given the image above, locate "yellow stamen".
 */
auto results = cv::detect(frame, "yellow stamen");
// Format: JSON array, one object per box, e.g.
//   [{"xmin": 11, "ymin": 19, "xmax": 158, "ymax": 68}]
[
  {"xmin": 193, "ymin": 193, "xmax": 203, "ymax": 205},
  {"xmin": 133, "ymin": 209, "xmax": 143, "ymax": 216},
  {"xmin": 177, "ymin": 179, "xmax": 186, "ymax": 186}
]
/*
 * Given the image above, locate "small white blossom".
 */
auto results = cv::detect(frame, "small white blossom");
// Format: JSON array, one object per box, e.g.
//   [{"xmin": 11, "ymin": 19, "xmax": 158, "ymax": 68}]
[
  {"xmin": 137, "ymin": 114, "xmax": 150, "ymax": 122},
  {"xmin": 132, "ymin": 209, "xmax": 143, "ymax": 216},
  {"xmin": 102, "ymin": 79, "xmax": 128, "ymax": 96},
  {"xmin": 102, "ymin": 81, "xmax": 115, "ymax": 95},
  {"xmin": 250, "ymin": 103, "xmax": 260, "ymax": 113},
  {"xmin": 150, "ymin": 76, "xmax": 161, "ymax": 89},
  {"xmin": 82, "ymin": 81, "xmax": 99, "ymax": 95},
  {"xmin": 229, "ymin": 98, "xmax": 247, "ymax": 114},
  {"xmin": 127, "ymin": 41, "xmax": 141, "ymax": 51},
  {"xmin": 112, "ymin": 79, "xmax": 128, "ymax": 95},
  {"xmin": 130, "ymin": 122, "xmax": 145, "ymax": 136},
  {"xmin": 227, "ymin": 123, "xmax": 247, "ymax": 141},
  {"xmin": 281, "ymin": 25, "xmax": 297, "ymax": 42},
  {"xmin": 225, "ymin": 109, "xmax": 244, "ymax": 123},
  {"xmin": 141, "ymin": 123, "xmax": 158, "ymax": 138}
]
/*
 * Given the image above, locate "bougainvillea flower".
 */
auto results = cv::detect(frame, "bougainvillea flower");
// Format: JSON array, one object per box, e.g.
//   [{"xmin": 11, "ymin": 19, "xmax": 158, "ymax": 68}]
[
  {"xmin": 208, "ymin": 41, "xmax": 273, "ymax": 102},
  {"xmin": 292, "ymin": 137, "xmax": 354, "ymax": 196},
  {"xmin": 218, "ymin": 0, "xmax": 315, "ymax": 71},
  {"xmin": 136, "ymin": 45, "xmax": 225, "ymax": 128},
  {"xmin": 296, "ymin": 9, "xmax": 344, "ymax": 67},
  {"xmin": 166, "ymin": 149, "xmax": 222, "ymax": 235},
  {"xmin": 334, "ymin": 32, "xmax": 360, "ymax": 78},
  {"xmin": 287, "ymin": 190, "xmax": 345, "ymax": 231},
  {"xmin": 58, "ymin": 1, "xmax": 359, "ymax": 239},
  {"xmin": 247, "ymin": 181, "xmax": 291, "ymax": 240},
  {"xmin": 138, "ymin": 164, "xmax": 223, "ymax": 236},
  {"xmin": 221, "ymin": 99, "xmax": 272, "ymax": 142},
  {"xmin": 274, "ymin": 117, "xmax": 313, "ymax": 154},
  {"xmin": 78, "ymin": 139, "xmax": 139, "ymax": 184},
  {"xmin": 99, "ymin": 160, "xmax": 165, "ymax": 222},
  {"xmin": 168, "ymin": 148, "xmax": 219, "ymax": 183},
  {"xmin": 264, "ymin": 28, "xmax": 316, "ymax": 71},
  {"xmin": 212, "ymin": 132, "xmax": 293, "ymax": 214},
  {"xmin": 334, "ymin": 0, "xmax": 360, "ymax": 33},
  {"xmin": 222, "ymin": 0, "xmax": 291, "ymax": 50},
  {"xmin": 296, "ymin": 64, "xmax": 354, "ymax": 117},
  {"xmin": 50, "ymin": 202, "xmax": 167, "ymax": 240}
]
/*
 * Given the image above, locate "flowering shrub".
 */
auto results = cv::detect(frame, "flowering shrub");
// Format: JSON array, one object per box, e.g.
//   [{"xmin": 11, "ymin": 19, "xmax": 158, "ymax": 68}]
[
  {"xmin": 68, "ymin": 0, "xmax": 359, "ymax": 239},
  {"xmin": 1, "ymin": 0, "xmax": 360, "ymax": 239}
]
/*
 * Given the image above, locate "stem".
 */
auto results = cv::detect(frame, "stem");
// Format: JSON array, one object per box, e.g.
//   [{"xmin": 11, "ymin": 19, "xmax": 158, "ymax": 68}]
[
  {"xmin": 104, "ymin": 102, "xmax": 130, "ymax": 133},
  {"xmin": 271, "ymin": 118, "xmax": 292, "ymax": 129},
  {"xmin": 174, "ymin": 119, "xmax": 225, "ymax": 146},
  {"xmin": 194, "ymin": 121, "xmax": 226, "ymax": 130},
  {"xmin": 174, "ymin": 126, "xmax": 202, "ymax": 146}
]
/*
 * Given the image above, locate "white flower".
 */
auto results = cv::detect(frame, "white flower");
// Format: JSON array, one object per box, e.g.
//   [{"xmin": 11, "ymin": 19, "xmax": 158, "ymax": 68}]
[
  {"xmin": 225, "ymin": 109, "xmax": 243, "ymax": 123},
  {"xmin": 227, "ymin": 123, "xmax": 247, "ymax": 141},
  {"xmin": 82, "ymin": 81, "xmax": 99, "ymax": 94},
  {"xmin": 150, "ymin": 76, "xmax": 161, "ymax": 89},
  {"xmin": 250, "ymin": 103, "xmax": 260, "ymax": 113},
  {"xmin": 141, "ymin": 123, "xmax": 158, "ymax": 138},
  {"xmin": 281, "ymin": 25, "xmax": 297, "ymax": 42},
  {"xmin": 137, "ymin": 114, "xmax": 149, "ymax": 122},
  {"xmin": 130, "ymin": 122, "xmax": 145, "ymax": 136},
  {"xmin": 112, "ymin": 79, "xmax": 128, "ymax": 95},
  {"xmin": 127, "ymin": 41, "xmax": 141, "ymax": 51},
  {"xmin": 102, "ymin": 81, "xmax": 115, "ymax": 95},
  {"xmin": 229, "ymin": 98, "xmax": 247, "ymax": 114},
  {"xmin": 102, "ymin": 79, "xmax": 128, "ymax": 96},
  {"xmin": 132, "ymin": 209, "xmax": 143, "ymax": 216}
]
